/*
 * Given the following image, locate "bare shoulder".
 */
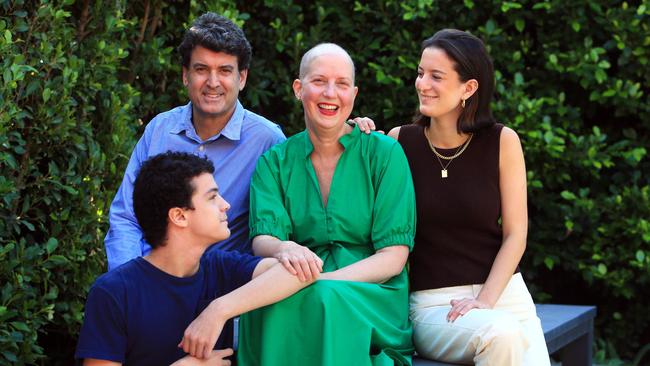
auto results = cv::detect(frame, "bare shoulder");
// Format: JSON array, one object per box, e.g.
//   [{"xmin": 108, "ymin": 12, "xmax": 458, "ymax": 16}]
[
  {"xmin": 387, "ymin": 126, "xmax": 402, "ymax": 140},
  {"xmin": 500, "ymin": 126, "xmax": 523, "ymax": 152},
  {"xmin": 499, "ymin": 126, "xmax": 525, "ymax": 167}
]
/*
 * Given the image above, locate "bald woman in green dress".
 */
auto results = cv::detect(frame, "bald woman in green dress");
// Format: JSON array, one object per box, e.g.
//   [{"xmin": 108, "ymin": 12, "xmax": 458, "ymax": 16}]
[{"xmin": 238, "ymin": 43, "xmax": 416, "ymax": 366}]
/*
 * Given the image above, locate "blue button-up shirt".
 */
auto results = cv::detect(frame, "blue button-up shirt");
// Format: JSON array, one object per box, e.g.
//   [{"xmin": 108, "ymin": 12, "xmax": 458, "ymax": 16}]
[{"xmin": 104, "ymin": 101, "xmax": 285, "ymax": 270}]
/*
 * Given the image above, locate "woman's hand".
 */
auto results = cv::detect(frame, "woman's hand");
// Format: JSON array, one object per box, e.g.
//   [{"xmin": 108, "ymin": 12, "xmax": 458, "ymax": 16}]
[
  {"xmin": 348, "ymin": 116, "xmax": 384, "ymax": 134},
  {"xmin": 447, "ymin": 297, "xmax": 491, "ymax": 322},
  {"xmin": 275, "ymin": 241, "xmax": 323, "ymax": 282}
]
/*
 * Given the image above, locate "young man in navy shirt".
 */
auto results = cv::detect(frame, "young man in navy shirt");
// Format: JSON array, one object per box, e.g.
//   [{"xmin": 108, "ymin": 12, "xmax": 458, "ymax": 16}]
[{"xmin": 76, "ymin": 152, "xmax": 315, "ymax": 365}]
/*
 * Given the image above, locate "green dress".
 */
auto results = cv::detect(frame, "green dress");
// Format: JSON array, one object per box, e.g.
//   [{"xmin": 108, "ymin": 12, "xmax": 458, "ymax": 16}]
[{"xmin": 238, "ymin": 126, "xmax": 416, "ymax": 366}]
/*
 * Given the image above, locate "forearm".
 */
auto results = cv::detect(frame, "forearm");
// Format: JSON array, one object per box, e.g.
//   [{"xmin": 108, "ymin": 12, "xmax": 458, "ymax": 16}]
[
  {"xmin": 208, "ymin": 262, "xmax": 310, "ymax": 319},
  {"xmin": 251, "ymin": 235, "xmax": 293, "ymax": 257},
  {"xmin": 476, "ymin": 233, "xmax": 526, "ymax": 307},
  {"xmin": 320, "ymin": 245, "xmax": 409, "ymax": 283}
]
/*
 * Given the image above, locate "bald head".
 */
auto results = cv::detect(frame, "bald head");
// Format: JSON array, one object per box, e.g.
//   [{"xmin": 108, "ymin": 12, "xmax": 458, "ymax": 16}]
[{"xmin": 299, "ymin": 43, "xmax": 356, "ymax": 83}]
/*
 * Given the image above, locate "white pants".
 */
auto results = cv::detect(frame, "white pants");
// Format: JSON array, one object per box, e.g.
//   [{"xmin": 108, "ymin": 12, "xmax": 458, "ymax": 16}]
[{"xmin": 410, "ymin": 273, "xmax": 550, "ymax": 366}]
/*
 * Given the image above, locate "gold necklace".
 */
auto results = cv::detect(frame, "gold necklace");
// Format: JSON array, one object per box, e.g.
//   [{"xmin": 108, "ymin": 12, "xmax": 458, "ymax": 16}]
[{"xmin": 424, "ymin": 127, "xmax": 473, "ymax": 178}]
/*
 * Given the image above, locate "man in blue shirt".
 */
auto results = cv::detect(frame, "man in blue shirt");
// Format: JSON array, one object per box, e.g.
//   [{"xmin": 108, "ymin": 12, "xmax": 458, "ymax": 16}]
[
  {"xmin": 104, "ymin": 12, "xmax": 286, "ymax": 270},
  {"xmin": 76, "ymin": 152, "xmax": 312, "ymax": 365}
]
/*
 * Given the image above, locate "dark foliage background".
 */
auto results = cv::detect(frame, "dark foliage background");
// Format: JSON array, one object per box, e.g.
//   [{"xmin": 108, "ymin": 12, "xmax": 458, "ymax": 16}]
[{"xmin": 1, "ymin": 0, "xmax": 648, "ymax": 364}]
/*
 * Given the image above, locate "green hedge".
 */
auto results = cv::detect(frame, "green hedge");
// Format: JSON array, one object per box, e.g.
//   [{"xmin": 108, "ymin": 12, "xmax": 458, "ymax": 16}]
[{"xmin": 1, "ymin": 0, "xmax": 648, "ymax": 364}]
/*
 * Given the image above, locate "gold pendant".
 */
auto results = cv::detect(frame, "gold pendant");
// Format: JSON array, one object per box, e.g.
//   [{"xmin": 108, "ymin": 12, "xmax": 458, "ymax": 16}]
[{"xmin": 441, "ymin": 169, "xmax": 448, "ymax": 178}]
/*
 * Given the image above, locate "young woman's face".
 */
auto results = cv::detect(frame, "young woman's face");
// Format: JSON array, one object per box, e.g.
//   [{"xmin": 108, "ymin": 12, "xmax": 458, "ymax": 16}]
[{"xmin": 415, "ymin": 47, "xmax": 469, "ymax": 121}]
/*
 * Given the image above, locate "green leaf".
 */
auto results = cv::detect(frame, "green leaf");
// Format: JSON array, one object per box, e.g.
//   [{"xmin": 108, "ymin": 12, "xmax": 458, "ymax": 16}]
[
  {"xmin": 22, "ymin": 220, "xmax": 35, "ymax": 231},
  {"xmin": 597, "ymin": 263, "xmax": 607, "ymax": 275},
  {"xmin": 1, "ymin": 351, "xmax": 17, "ymax": 363},
  {"xmin": 561, "ymin": 191, "xmax": 576, "ymax": 200},
  {"xmin": 602, "ymin": 89, "xmax": 616, "ymax": 97},
  {"xmin": 515, "ymin": 19, "xmax": 525, "ymax": 32},
  {"xmin": 636, "ymin": 250, "xmax": 645, "ymax": 262},
  {"xmin": 3, "ymin": 29, "xmax": 11, "ymax": 44},
  {"xmin": 544, "ymin": 257, "xmax": 554, "ymax": 270},
  {"xmin": 514, "ymin": 72, "xmax": 524, "ymax": 85},
  {"xmin": 11, "ymin": 321, "xmax": 30, "ymax": 332},
  {"xmin": 62, "ymin": 185, "xmax": 79, "ymax": 195},
  {"xmin": 485, "ymin": 19, "xmax": 496, "ymax": 34},
  {"xmin": 46, "ymin": 238, "xmax": 58, "ymax": 254},
  {"xmin": 47, "ymin": 255, "xmax": 70, "ymax": 265},
  {"xmin": 571, "ymin": 21, "xmax": 581, "ymax": 32}
]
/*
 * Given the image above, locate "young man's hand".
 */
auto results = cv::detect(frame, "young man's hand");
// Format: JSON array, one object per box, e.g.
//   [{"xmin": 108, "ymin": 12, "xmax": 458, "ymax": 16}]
[
  {"xmin": 178, "ymin": 301, "xmax": 228, "ymax": 359},
  {"xmin": 171, "ymin": 349, "xmax": 233, "ymax": 365}
]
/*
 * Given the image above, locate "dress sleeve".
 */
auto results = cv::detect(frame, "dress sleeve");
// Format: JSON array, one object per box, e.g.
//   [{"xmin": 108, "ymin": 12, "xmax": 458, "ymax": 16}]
[
  {"xmin": 249, "ymin": 151, "xmax": 293, "ymax": 240},
  {"xmin": 371, "ymin": 143, "xmax": 416, "ymax": 251},
  {"xmin": 74, "ymin": 285, "xmax": 127, "ymax": 363}
]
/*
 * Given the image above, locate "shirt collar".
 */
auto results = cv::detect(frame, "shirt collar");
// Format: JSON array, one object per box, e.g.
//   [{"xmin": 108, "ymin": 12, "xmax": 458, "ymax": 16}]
[
  {"xmin": 170, "ymin": 101, "xmax": 244, "ymax": 142},
  {"xmin": 302, "ymin": 123, "xmax": 361, "ymax": 157},
  {"xmin": 219, "ymin": 101, "xmax": 244, "ymax": 141}
]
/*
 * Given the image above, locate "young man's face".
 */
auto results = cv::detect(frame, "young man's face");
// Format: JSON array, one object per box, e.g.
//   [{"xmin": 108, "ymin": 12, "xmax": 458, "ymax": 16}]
[
  {"xmin": 186, "ymin": 172, "xmax": 231, "ymax": 244},
  {"xmin": 182, "ymin": 45, "xmax": 248, "ymax": 125}
]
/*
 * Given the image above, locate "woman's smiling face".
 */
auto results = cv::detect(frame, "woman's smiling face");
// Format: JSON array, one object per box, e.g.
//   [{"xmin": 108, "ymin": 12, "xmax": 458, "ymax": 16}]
[
  {"xmin": 294, "ymin": 52, "xmax": 358, "ymax": 131},
  {"xmin": 415, "ymin": 47, "xmax": 470, "ymax": 121}
]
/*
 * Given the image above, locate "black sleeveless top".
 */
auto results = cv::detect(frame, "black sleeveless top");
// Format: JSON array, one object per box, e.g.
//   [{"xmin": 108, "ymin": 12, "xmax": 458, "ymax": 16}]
[{"xmin": 399, "ymin": 123, "xmax": 516, "ymax": 291}]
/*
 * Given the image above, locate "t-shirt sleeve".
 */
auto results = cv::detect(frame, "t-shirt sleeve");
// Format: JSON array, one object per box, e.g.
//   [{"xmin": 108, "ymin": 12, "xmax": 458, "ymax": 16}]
[
  {"xmin": 75, "ymin": 284, "xmax": 127, "ymax": 363},
  {"xmin": 206, "ymin": 250, "xmax": 263, "ymax": 293},
  {"xmin": 371, "ymin": 142, "xmax": 416, "ymax": 251},
  {"xmin": 248, "ymin": 151, "xmax": 293, "ymax": 240}
]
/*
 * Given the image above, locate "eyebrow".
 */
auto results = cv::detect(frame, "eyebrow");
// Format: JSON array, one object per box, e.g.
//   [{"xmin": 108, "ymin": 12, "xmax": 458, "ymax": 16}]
[
  {"xmin": 309, "ymin": 74, "xmax": 353, "ymax": 81},
  {"xmin": 204, "ymin": 187, "xmax": 219, "ymax": 196},
  {"xmin": 191, "ymin": 63, "xmax": 235, "ymax": 70},
  {"xmin": 418, "ymin": 65, "xmax": 447, "ymax": 74}
]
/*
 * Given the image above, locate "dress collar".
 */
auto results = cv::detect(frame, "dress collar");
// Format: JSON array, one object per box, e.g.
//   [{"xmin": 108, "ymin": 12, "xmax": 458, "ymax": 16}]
[{"xmin": 302, "ymin": 123, "xmax": 361, "ymax": 157}]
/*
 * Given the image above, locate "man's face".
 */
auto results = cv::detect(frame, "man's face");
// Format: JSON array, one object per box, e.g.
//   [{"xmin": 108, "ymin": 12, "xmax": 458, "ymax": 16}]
[
  {"xmin": 186, "ymin": 172, "xmax": 231, "ymax": 244},
  {"xmin": 182, "ymin": 46, "xmax": 248, "ymax": 124}
]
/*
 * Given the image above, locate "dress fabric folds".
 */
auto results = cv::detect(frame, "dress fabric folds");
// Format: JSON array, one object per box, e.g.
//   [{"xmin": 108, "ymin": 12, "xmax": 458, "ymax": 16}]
[{"xmin": 238, "ymin": 126, "xmax": 416, "ymax": 366}]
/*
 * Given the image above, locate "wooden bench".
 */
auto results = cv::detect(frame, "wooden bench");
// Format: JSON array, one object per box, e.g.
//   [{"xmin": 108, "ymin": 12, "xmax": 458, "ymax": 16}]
[{"xmin": 413, "ymin": 304, "xmax": 597, "ymax": 366}]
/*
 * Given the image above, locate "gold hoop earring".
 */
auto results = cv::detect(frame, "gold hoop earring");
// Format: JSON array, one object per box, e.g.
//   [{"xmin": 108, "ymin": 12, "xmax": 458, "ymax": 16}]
[{"xmin": 461, "ymin": 99, "xmax": 466, "ymax": 108}]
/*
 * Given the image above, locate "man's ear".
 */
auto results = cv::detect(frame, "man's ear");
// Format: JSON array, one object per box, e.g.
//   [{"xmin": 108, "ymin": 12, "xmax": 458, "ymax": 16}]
[
  {"xmin": 168, "ymin": 207, "xmax": 189, "ymax": 228},
  {"xmin": 182, "ymin": 67, "xmax": 189, "ymax": 87},
  {"xmin": 238, "ymin": 68, "xmax": 248, "ymax": 91}
]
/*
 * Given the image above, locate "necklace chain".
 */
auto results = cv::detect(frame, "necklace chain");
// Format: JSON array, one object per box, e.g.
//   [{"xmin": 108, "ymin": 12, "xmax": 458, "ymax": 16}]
[
  {"xmin": 425, "ymin": 127, "xmax": 473, "ymax": 160},
  {"xmin": 425, "ymin": 127, "xmax": 473, "ymax": 178}
]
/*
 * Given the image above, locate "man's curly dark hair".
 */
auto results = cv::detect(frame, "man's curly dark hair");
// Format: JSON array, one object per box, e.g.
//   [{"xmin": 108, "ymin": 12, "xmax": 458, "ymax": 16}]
[
  {"xmin": 178, "ymin": 12, "xmax": 252, "ymax": 71},
  {"xmin": 133, "ymin": 151, "xmax": 214, "ymax": 248}
]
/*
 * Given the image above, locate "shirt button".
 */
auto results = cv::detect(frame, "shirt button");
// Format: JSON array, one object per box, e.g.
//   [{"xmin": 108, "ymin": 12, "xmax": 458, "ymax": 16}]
[{"xmin": 198, "ymin": 145, "xmax": 205, "ymax": 151}]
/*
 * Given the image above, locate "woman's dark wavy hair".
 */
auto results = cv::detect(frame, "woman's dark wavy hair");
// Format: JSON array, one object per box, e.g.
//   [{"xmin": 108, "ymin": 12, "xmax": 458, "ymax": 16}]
[
  {"xmin": 178, "ymin": 12, "xmax": 252, "ymax": 71},
  {"xmin": 413, "ymin": 29, "xmax": 496, "ymax": 133},
  {"xmin": 133, "ymin": 151, "xmax": 214, "ymax": 248}
]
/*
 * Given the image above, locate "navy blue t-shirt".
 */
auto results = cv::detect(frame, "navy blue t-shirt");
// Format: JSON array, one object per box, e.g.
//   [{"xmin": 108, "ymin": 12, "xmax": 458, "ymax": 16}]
[{"xmin": 75, "ymin": 250, "xmax": 261, "ymax": 365}]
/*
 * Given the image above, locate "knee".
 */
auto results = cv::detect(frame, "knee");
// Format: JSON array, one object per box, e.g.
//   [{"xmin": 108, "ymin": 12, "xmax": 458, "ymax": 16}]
[{"xmin": 475, "ymin": 315, "xmax": 527, "ymax": 355}]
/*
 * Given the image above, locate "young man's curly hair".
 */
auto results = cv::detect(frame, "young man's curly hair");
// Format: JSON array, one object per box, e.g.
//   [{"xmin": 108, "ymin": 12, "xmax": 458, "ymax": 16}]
[{"xmin": 133, "ymin": 151, "xmax": 214, "ymax": 248}]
